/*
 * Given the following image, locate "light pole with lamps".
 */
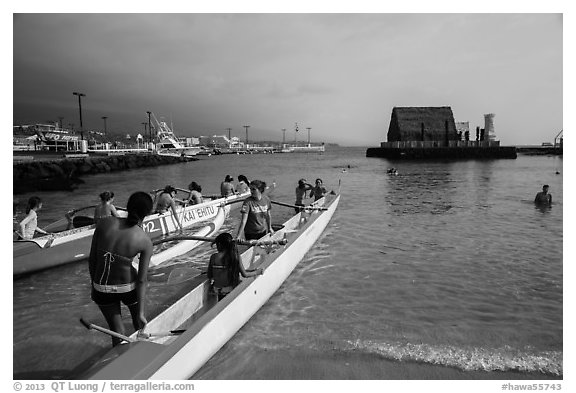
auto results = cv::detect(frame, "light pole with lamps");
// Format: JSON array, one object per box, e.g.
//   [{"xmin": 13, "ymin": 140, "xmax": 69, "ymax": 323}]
[
  {"xmin": 306, "ymin": 127, "xmax": 311, "ymax": 145},
  {"xmin": 72, "ymin": 92, "xmax": 86, "ymax": 140},
  {"xmin": 146, "ymin": 111, "xmax": 152, "ymax": 147}
]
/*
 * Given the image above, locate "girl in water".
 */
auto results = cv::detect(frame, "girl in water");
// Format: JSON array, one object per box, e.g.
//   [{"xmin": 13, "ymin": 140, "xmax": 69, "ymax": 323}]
[{"xmin": 208, "ymin": 232, "xmax": 263, "ymax": 300}]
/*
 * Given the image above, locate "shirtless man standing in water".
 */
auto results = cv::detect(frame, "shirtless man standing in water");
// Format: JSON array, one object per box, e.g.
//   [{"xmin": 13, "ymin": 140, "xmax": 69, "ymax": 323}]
[{"xmin": 534, "ymin": 184, "xmax": 552, "ymax": 206}]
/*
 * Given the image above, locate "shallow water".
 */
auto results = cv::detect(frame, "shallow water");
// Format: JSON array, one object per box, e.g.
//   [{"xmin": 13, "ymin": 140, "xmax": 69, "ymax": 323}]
[{"xmin": 12, "ymin": 147, "xmax": 563, "ymax": 378}]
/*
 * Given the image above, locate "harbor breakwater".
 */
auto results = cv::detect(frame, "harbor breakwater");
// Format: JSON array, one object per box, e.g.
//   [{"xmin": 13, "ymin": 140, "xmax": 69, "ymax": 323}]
[{"xmin": 13, "ymin": 153, "xmax": 196, "ymax": 194}]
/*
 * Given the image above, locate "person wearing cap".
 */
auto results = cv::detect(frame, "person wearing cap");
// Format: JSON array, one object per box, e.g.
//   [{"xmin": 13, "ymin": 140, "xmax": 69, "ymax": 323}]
[
  {"xmin": 220, "ymin": 175, "xmax": 236, "ymax": 197},
  {"xmin": 295, "ymin": 178, "xmax": 314, "ymax": 213},
  {"xmin": 154, "ymin": 185, "xmax": 183, "ymax": 231},
  {"xmin": 534, "ymin": 184, "xmax": 552, "ymax": 206}
]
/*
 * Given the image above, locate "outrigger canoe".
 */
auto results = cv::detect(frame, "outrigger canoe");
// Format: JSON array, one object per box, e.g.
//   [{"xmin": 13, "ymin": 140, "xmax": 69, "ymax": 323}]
[
  {"xmin": 13, "ymin": 191, "xmax": 250, "ymax": 277},
  {"xmin": 79, "ymin": 192, "xmax": 340, "ymax": 379},
  {"xmin": 147, "ymin": 203, "xmax": 230, "ymax": 268}
]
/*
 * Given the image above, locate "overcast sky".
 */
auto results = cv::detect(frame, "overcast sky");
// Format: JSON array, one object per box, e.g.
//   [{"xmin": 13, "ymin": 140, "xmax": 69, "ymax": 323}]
[{"xmin": 12, "ymin": 13, "xmax": 562, "ymax": 146}]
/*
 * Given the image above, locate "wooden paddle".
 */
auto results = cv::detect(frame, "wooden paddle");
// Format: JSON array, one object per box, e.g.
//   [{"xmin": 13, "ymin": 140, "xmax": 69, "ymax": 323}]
[
  {"xmin": 79, "ymin": 318, "xmax": 136, "ymax": 343},
  {"xmin": 153, "ymin": 235, "xmax": 288, "ymax": 247},
  {"xmin": 66, "ymin": 204, "xmax": 97, "ymax": 216},
  {"xmin": 271, "ymin": 200, "xmax": 328, "ymax": 211},
  {"xmin": 137, "ymin": 329, "xmax": 186, "ymax": 339}
]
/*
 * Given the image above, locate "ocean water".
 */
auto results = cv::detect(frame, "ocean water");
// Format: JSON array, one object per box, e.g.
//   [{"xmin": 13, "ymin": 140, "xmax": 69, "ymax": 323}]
[{"xmin": 12, "ymin": 147, "xmax": 563, "ymax": 379}]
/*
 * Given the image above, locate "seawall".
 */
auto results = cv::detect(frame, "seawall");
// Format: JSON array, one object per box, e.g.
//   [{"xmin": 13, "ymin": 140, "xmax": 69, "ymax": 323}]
[
  {"xmin": 13, "ymin": 153, "xmax": 196, "ymax": 194},
  {"xmin": 366, "ymin": 146, "xmax": 517, "ymax": 159}
]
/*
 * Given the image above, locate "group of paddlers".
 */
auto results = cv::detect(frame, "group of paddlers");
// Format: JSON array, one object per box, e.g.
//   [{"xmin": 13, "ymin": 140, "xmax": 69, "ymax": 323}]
[{"xmin": 35, "ymin": 175, "xmax": 328, "ymax": 346}]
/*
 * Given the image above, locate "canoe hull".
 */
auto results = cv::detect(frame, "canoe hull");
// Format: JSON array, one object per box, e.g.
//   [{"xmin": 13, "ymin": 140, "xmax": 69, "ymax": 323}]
[
  {"xmin": 14, "ymin": 193, "xmax": 249, "ymax": 277},
  {"xmin": 85, "ymin": 194, "xmax": 340, "ymax": 379},
  {"xmin": 146, "ymin": 204, "xmax": 230, "ymax": 268}
]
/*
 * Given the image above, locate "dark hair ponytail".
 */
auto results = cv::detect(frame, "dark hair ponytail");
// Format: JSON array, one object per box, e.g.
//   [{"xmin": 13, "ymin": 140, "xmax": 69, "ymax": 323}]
[
  {"xmin": 99, "ymin": 191, "xmax": 114, "ymax": 202},
  {"xmin": 26, "ymin": 196, "xmax": 42, "ymax": 214},
  {"xmin": 126, "ymin": 192, "xmax": 153, "ymax": 227},
  {"xmin": 189, "ymin": 181, "xmax": 202, "ymax": 192},
  {"xmin": 214, "ymin": 232, "xmax": 241, "ymax": 286}
]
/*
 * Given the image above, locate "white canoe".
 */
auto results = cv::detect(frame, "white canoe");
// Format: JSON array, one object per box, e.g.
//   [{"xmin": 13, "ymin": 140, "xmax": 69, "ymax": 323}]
[
  {"xmin": 145, "ymin": 204, "xmax": 230, "ymax": 268},
  {"xmin": 13, "ymin": 192, "xmax": 249, "ymax": 276},
  {"xmin": 81, "ymin": 193, "xmax": 340, "ymax": 379}
]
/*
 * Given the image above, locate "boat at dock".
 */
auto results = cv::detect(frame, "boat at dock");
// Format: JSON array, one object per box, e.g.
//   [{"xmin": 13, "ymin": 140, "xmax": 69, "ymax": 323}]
[
  {"xmin": 151, "ymin": 113, "xmax": 202, "ymax": 157},
  {"xmin": 77, "ymin": 191, "xmax": 340, "ymax": 379},
  {"xmin": 13, "ymin": 191, "xmax": 250, "ymax": 277}
]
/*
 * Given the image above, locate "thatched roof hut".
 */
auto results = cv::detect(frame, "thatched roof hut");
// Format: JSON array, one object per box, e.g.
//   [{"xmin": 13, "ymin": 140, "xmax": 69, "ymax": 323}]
[{"xmin": 387, "ymin": 106, "xmax": 459, "ymax": 142}]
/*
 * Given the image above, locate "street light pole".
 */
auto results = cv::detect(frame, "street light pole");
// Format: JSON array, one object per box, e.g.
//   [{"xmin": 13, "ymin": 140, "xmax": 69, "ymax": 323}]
[
  {"xmin": 146, "ymin": 111, "xmax": 152, "ymax": 147},
  {"xmin": 101, "ymin": 116, "xmax": 108, "ymax": 137},
  {"xmin": 243, "ymin": 125, "xmax": 250, "ymax": 147},
  {"xmin": 72, "ymin": 92, "xmax": 86, "ymax": 140},
  {"xmin": 306, "ymin": 127, "xmax": 311, "ymax": 145}
]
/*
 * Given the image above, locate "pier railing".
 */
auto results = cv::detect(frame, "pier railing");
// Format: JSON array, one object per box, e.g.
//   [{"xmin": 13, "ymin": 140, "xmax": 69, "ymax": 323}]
[{"xmin": 380, "ymin": 140, "xmax": 500, "ymax": 148}]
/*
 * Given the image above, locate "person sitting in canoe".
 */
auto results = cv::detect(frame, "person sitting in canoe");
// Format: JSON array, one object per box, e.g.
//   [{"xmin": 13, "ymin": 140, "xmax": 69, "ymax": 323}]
[
  {"xmin": 295, "ymin": 178, "xmax": 314, "ymax": 213},
  {"xmin": 185, "ymin": 181, "xmax": 204, "ymax": 205},
  {"xmin": 220, "ymin": 175, "xmax": 236, "ymax": 197},
  {"xmin": 310, "ymin": 178, "xmax": 328, "ymax": 201},
  {"xmin": 88, "ymin": 191, "xmax": 153, "ymax": 346},
  {"xmin": 208, "ymin": 232, "xmax": 263, "ymax": 300},
  {"xmin": 236, "ymin": 179, "xmax": 274, "ymax": 241},
  {"xmin": 154, "ymin": 185, "xmax": 183, "ymax": 232},
  {"xmin": 236, "ymin": 174, "xmax": 250, "ymax": 194},
  {"xmin": 17, "ymin": 196, "xmax": 50, "ymax": 240},
  {"xmin": 94, "ymin": 191, "xmax": 121, "ymax": 223}
]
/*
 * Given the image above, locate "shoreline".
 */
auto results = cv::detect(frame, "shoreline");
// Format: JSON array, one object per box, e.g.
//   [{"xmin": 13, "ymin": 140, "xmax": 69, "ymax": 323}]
[{"xmin": 195, "ymin": 348, "xmax": 562, "ymax": 380}]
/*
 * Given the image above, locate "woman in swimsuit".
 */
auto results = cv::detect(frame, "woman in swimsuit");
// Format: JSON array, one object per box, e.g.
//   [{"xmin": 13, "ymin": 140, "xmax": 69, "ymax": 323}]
[
  {"xmin": 236, "ymin": 175, "xmax": 250, "ymax": 194},
  {"xmin": 88, "ymin": 191, "xmax": 153, "ymax": 346},
  {"xmin": 208, "ymin": 232, "xmax": 263, "ymax": 300},
  {"xmin": 186, "ymin": 181, "xmax": 204, "ymax": 205},
  {"xmin": 154, "ymin": 185, "xmax": 183, "ymax": 231},
  {"xmin": 94, "ymin": 191, "xmax": 120, "ymax": 223}
]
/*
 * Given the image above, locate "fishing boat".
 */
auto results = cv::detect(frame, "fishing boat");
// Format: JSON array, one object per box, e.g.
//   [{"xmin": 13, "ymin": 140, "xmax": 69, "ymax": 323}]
[
  {"xmin": 13, "ymin": 191, "xmax": 250, "ymax": 277},
  {"xmin": 79, "ymin": 191, "xmax": 340, "ymax": 379},
  {"xmin": 151, "ymin": 113, "xmax": 201, "ymax": 157}
]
